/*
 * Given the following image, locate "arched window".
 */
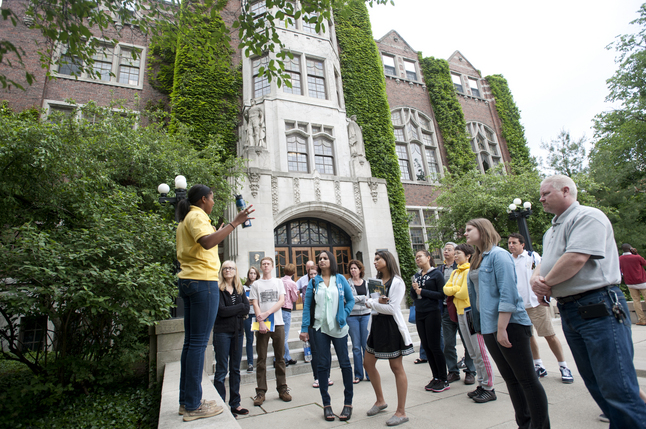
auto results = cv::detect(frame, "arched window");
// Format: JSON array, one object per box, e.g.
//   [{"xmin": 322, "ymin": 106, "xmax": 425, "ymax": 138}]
[
  {"xmin": 391, "ymin": 107, "xmax": 442, "ymax": 183},
  {"xmin": 466, "ymin": 122, "xmax": 502, "ymax": 173}
]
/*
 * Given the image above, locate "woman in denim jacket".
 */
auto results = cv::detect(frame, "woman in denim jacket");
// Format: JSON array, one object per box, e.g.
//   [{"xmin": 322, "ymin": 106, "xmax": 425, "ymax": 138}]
[{"xmin": 465, "ymin": 218, "xmax": 550, "ymax": 429}]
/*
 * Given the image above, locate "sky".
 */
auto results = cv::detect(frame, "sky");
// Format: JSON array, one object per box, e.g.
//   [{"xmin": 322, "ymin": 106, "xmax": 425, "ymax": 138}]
[{"xmin": 368, "ymin": 0, "xmax": 643, "ymax": 165}]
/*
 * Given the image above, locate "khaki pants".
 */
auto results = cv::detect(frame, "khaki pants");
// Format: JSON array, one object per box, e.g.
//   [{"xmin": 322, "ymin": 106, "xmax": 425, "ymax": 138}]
[
  {"xmin": 255, "ymin": 325, "xmax": 287, "ymax": 394},
  {"xmin": 629, "ymin": 287, "xmax": 646, "ymax": 323}
]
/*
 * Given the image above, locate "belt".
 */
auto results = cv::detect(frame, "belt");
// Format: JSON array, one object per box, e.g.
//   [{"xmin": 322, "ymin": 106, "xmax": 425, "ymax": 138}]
[
  {"xmin": 282, "ymin": 308, "xmax": 292, "ymax": 312},
  {"xmin": 556, "ymin": 286, "xmax": 611, "ymax": 304}
]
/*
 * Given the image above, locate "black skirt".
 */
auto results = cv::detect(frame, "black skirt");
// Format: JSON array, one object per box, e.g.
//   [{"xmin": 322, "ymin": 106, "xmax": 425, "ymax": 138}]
[{"xmin": 366, "ymin": 314, "xmax": 414, "ymax": 359}]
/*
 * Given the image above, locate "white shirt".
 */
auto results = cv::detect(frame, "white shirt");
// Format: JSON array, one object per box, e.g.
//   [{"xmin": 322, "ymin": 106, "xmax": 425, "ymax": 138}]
[
  {"xmin": 249, "ymin": 278, "xmax": 285, "ymax": 326},
  {"xmin": 512, "ymin": 250, "xmax": 542, "ymax": 309}
]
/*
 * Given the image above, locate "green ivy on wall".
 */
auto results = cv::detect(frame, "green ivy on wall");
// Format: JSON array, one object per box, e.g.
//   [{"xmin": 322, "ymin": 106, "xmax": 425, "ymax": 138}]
[
  {"xmin": 418, "ymin": 55, "xmax": 475, "ymax": 176},
  {"xmin": 168, "ymin": 4, "xmax": 242, "ymax": 155},
  {"xmin": 485, "ymin": 74, "xmax": 537, "ymax": 174},
  {"xmin": 333, "ymin": 3, "xmax": 416, "ymax": 286}
]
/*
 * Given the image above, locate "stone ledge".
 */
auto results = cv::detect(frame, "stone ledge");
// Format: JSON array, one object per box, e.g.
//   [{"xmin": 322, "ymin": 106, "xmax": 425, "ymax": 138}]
[{"xmin": 159, "ymin": 361, "xmax": 241, "ymax": 429}]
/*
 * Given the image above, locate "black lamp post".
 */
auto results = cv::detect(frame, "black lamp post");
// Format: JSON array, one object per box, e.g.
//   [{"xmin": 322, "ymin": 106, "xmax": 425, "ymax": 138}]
[
  {"xmin": 507, "ymin": 198, "xmax": 534, "ymax": 252},
  {"xmin": 157, "ymin": 175, "xmax": 188, "ymax": 318}
]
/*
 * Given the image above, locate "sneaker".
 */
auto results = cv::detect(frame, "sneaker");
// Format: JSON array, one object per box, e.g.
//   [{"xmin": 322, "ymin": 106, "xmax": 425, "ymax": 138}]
[
  {"xmin": 278, "ymin": 388, "xmax": 292, "ymax": 402},
  {"xmin": 599, "ymin": 414, "xmax": 609, "ymax": 423},
  {"xmin": 473, "ymin": 388, "xmax": 497, "ymax": 403},
  {"xmin": 287, "ymin": 359, "xmax": 297, "ymax": 365},
  {"xmin": 247, "ymin": 364, "xmax": 254, "ymax": 373},
  {"xmin": 182, "ymin": 403, "xmax": 224, "ymax": 422},
  {"xmin": 178, "ymin": 399, "xmax": 216, "ymax": 415},
  {"xmin": 467, "ymin": 386, "xmax": 484, "ymax": 398},
  {"xmin": 253, "ymin": 392, "xmax": 265, "ymax": 406},
  {"xmin": 429, "ymin": 380, "xmax": 450, "ymax": 393},
  {"xmin": 424, "ymin": 378, "xmax": 439, "ymax": 391},
  {"xmin": 447, "ymin": 372, "xmax": 461, "ymax": 383},
  {"xmin": 457, "ymin": 357, "xmax": 466, "ymax": 369},
  {"xmin": 464, "ymin": 372, "xmax": 476, "ymax": 385},
  {"xmin": 535, "ymin": 364, "xmax": 548, "ymax": 378},
  {"xmin": 560, "ymin": 366, "xmax": 574, "ymax": 384}
]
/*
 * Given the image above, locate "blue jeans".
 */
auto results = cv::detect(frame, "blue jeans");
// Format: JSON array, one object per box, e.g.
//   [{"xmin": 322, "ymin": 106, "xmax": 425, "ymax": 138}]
[
  {"xmin": 311, "ymin": 328, "xmax": 353, "ymax": 406},
  {"xmin": 282, "ymin": 309, "xmax": 292, "ymax": 361},
  {"xmin": 214, "ymin": 332, "xmax": 244, "ymax": 408},
  {"xmin": 178, "ymin": 279, "xmax": 219, "ymax": 411},
  {"xmin": 558, "ymin": 286, "xmax": 646, "ymax": 429},
  {"xmin": 442, "ymin": 310, "xmax": 476, "ymax": 375},
  {"xmin": 347, "ymin": 314, "xmax": 370, "ymax": 380},
  {"xmin": 244, "ymin": 316, "xmax": 254, "ymax": 366}
]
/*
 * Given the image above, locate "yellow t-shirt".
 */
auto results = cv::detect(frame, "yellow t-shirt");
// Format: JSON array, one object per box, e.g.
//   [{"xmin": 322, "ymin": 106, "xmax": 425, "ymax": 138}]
[{"xmin": 176, "ymin": 206, "xmax": 220, "ymax": 280}]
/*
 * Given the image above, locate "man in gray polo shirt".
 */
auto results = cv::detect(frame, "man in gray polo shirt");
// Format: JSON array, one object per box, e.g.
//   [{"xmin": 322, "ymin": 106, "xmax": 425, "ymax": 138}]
[{"xmin": 531, "ymin": 175, "xmax": 646, "ymax": 427}]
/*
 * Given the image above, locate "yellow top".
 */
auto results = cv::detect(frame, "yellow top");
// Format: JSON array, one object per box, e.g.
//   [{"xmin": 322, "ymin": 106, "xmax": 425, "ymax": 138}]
[
  {"xmin": 176, "ymin": 206, "xmax": 220, "ymax": 280},
  {"xmin": 442, "ymin": 262, "xmax": 471, "ymax": 315}
]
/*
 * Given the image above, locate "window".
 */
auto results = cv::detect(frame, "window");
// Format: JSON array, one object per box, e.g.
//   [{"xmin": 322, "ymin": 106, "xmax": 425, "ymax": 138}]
[
  {"xmin": 396, "ymin": 144, "xmax": 411, "ymax": 180},
  {"xmin": 287, "ymin": 134, "xmax": 308, "ymax": 172},
  {"xmin": 47, "ymin": 104, "xmax": 76, "ymax": 122},
  {"xmin": 467, "ymin": 122, "xmax": 502, "ymax": 173},
  {"xmin": 382, "ymin": 55, "xmax": 396, "ymax": 76},
  {"xmin": 283, "ymin": 55, "xmax": 302, "ymax": 95},
  {"xmin": 251, "ymin": 0, "xmax": 267, "ymax": 18},
  {"xmin": 280, "ymin": 1, "xmax": 296, "ymax": 29},
  {"xmin": 56, "ymin": 42, "xmax": 144, "ymax": 87},
  {"xmin": 306, "ymin": 58, "xmax": 326, "ymax": 99},
  {"xmin": 314, "ymin": 137, "xmax": 334, "ymax": 174},
  {"xmin": 285, "ymin": 121, "xmax": 336, "ymax": 174},
  {"xmin": 19, "ymin": 316, "xmax": 47, "ymax": 352},
  {"xmin": 303, "ymin": 12, "xmax": 318, "ymax": 34},
  {"xmin": 404, "ymin": 60, "xmax": 417, "ymax": 81},
  {"xmin": 469, "ymin": 78, "xmax": 480, "ymax": 97},
  {"xmin": 451, "ymin": 73, "xmax": 463, "ymax": 93},
  {"xmin": 407, "ymin": 207, "xmax": 441, "ymax": 259},
  {"xmin": 253, "ymin": 56, "xmax": 271, "ymax": 98},
  {"xmin": 391, "ymin": 107, "xmax": 442, "ymax": 183}
]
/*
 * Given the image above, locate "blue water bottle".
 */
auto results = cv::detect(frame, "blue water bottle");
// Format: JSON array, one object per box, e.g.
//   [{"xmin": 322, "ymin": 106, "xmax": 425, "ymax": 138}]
[
  {"xmin": 303, "ymin": 341, "xmax": 312, "ymax": 363},
  {"xmin": 235, "ymin": 195, "xmax": 252, "ymax": 228}
]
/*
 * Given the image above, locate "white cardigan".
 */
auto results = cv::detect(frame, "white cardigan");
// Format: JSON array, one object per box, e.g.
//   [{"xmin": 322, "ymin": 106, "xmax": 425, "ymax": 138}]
[{"xmin": 366, "ymin": 275, "xmax": 413, "ymax": 346}]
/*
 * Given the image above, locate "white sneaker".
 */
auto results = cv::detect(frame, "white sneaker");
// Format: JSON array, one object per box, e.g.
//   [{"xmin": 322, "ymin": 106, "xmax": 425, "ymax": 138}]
[{"xmin": 560, "ymin": 366, "xmax": 574, "ymax": 384}]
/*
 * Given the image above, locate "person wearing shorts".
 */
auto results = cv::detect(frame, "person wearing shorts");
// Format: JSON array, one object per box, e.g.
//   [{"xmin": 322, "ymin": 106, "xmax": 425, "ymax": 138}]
[{"xmin": 508, "ymin": 233, "xmax": 573, "ymax": 384}]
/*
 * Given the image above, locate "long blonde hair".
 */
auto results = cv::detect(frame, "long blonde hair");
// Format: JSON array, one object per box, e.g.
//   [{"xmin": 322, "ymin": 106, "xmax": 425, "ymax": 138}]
[
  {"xmin": 466, "ymin": 218, "xmax": 501, "ymax": 269},
  {"xmin": 219, "ymin": 261, "xmax": 244, "ymax": 294}
]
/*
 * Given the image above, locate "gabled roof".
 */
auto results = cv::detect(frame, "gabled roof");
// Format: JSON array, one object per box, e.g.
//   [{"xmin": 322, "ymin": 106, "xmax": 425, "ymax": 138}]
[
  {"xmin": 447, "ymin": 50, "xmax": 481, "ymax": 77},
  {"xmin": 375, "ymin": 30, "xmax": 418, "ymax": 53}
]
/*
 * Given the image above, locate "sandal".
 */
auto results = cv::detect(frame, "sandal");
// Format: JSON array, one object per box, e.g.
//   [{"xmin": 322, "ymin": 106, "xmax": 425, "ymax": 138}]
[
  {"xmin": 313, "ymin": 379, "xmax": 320, "ymax": 388},
  {"xmin": 353, "ymin": 378, "xmax": 361, "ymax": 384},
  {"xmin": 323, "ymin": 406, "xmax": 335, "ymax": 421},
  {"xmin": 414, "ymin": 358, "xmax": 428, "ymax": 364},
  {"xmin": 339, "ymin": 405, "xmax": 353, "ymax": 421}
]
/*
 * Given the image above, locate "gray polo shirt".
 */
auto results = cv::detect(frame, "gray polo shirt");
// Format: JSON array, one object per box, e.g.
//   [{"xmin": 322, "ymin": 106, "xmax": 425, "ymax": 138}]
[{"xmin": 540, "ymin": 201, "xmax": 621, "ymax": 297}]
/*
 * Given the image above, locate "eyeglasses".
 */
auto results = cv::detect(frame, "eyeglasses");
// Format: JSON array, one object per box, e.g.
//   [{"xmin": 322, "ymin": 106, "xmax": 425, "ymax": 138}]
[{"xmin": 222, "ymin": 267, "xmax": 236, "ymax": 271}]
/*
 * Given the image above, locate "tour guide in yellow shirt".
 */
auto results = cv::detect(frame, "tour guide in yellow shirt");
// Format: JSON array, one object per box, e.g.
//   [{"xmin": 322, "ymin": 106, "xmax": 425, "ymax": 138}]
[{"xmin": 176, "ymin": 184, "xmax": 254, "ymax": 423}]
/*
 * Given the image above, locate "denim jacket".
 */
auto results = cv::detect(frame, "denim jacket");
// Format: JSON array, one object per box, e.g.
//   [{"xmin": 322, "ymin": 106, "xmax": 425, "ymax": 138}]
[
  {"xmin": 467, "ymin": 245, "xmax": 532, "ymax": 335},
  {"xmin": 300, "ymin": 274, "xmax": 355, "ymax": 332}
]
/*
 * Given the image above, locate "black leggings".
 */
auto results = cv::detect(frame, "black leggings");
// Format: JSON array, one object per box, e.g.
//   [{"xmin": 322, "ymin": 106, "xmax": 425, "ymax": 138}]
[
  {"xmin": 416, "ymin": 310, "xmax": 447, "ymax": 381},
  {"xmin": 483, "ymin": 323, "xmax": 550, "ymax": 429}
]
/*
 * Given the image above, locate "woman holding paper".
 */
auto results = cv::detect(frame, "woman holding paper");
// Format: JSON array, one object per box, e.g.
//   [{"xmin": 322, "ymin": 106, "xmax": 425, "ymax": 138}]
[
  {"xmin": 364, "ymin": 250, "xmax": 413, "ymax": 427},
  {"xmin": 213, "ymin": 261, "xmax": 250, "ymax": 416},
  {"xmin": 300, "ymin": 251, "xmax": 355, "ymax": 422}
]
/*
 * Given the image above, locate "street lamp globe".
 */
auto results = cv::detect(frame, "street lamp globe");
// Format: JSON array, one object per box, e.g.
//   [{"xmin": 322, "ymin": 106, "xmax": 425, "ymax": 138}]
[
  {"xmin": 513, "ymin": 198, "xmax": 522, "ymax": 206},
  {"xmin": 509, "ymin": 203, "xmax": 517, "ymax": 211},
  {"xmin": 524, "ymin": 201, "xmax": 532, "ymax": 209},
  {"xmin": 175, "ymin": 175, "xmax": 187, "ymax": 190},
  {"xmin": 157, "ymin": 183, "xmax": 170, "ymax": 194}
]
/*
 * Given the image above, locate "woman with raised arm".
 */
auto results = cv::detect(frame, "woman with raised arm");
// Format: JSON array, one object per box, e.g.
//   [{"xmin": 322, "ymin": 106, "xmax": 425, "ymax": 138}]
[
  {"xmin": 300, "ymin": 251, "xmax": 355, "ymax": 422},
  {"xmin": 213, "ymin": 261, "xmax": 250, "ymax": 417},
  {"xmin": 465, "ymin": 218, "xmax": 549, "ymax": 428},
  {"xmin": 364, "ymin": 250, "xmax": 413, "ymax": 427},
  {"xmin": 176, "ymin": 184, "xmax": 253, "ymax": 423}
]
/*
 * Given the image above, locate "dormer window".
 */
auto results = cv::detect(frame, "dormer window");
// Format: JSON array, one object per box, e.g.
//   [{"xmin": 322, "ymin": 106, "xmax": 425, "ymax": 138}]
[
  {"xmin": 383, "ymin": 55, "xmax": 396, "ymax": 76},
  {"xmin": 469, "ymin": 78, "xmax": 480, "ymax": 97},
  {"xmin": 404, "ymin": 60, "xmax": 417, "ymax": 81}
]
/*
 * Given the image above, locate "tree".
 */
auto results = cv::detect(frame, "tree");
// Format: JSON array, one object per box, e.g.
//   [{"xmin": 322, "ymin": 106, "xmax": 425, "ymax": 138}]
[
  {"xmin": 0, "ymin": 102, "xmax": 244, "ymax": 390},
  {"xmin": 1, "ymin": 0, "xmax": 392, "ymax": 89},
  {"xmin": 590, "ymin": 3, "xmax": 646, "ymax": 251},
  {"xmin": 540, "ymin": 129, "xmax": 587, "ymax": 177}
]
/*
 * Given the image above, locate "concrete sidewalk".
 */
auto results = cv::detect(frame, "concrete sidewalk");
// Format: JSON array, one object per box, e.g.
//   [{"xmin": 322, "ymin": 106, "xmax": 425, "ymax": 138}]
[{"xmin": 234, "ymin": 320, "xmax": 646, "ymax": 429}]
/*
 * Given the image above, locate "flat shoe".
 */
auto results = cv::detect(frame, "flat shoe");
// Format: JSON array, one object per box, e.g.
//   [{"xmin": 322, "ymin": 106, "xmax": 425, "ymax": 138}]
[
  {"xmin": 366, "ymin": 403, "xmax": 388, "ymax": 416},
  {"xmin": 231, "ymin": 407, "xmax": 249, "ymax": 415},
  {"xmin": 339, "ymin": 405, "xmax": 352, "ymax": 421},
  {"xmin": 353, "ymin": 378, "xmax": 361, "ymax": 384},
  {"xmin": 386, "ymin": 415, "xmax": 409, "ymax": 426},
  {"xmin": 324, "ymin": 406, "xmax": 335, "ymax": 421},
  {"xmin": 414, "ymin": 358, "xmax": 427, "ymax": 364}
]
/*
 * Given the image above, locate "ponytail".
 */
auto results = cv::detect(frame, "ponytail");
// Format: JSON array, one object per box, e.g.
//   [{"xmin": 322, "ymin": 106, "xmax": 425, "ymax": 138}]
[{"xmin": 177, "ymin": 184, "xmax": 212, "ymax": 222}]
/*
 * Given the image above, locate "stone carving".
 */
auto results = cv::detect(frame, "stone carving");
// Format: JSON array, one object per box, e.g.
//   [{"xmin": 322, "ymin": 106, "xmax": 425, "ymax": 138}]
[
  {"xmin": 368, "ymin": 179, "xmax": 379, "ymax": 203},
  {"xmin": 293, "ymin": 177, "xmax": 301, "ymax": 204},
  {"xmin": 271, "ymin": 175, "xmax": 278, "ymax": 215},
  {"xmin": 247, "ymin": 169, "xmax": 261, "ymax": 198},
  {"xmin": 244, "ymin": 100, "xmax": 266, "ymax": 148},
  {"xmin": 334, "ymin": 180, "xmax": 341, "ymax": 205},
  {"xmin": 347, "ymin": 115, "xmax": 366, "ymax": 159},
  {"xmin": 313, "ymin": 171, "xmax": 321, "ymax": 202},
  {"xmin": 353, "ymin": 181, "xmax": 363, "ymax": 217}
]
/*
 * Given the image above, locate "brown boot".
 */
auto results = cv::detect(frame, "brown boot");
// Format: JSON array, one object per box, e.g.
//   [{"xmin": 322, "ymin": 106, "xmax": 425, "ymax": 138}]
[
  {"xmin": 253, "ymin": 390, "xmax": 266, "ymax": 406},
  {"xmin": 278, "ymin": 387, "xmax": 292, "ymax": 402}
]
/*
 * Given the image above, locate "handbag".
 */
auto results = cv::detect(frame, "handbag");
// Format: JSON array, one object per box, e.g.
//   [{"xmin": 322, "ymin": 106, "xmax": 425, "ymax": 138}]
[
  {"xmin": 446, "ymin": 296, "xmax": 458, "ymax": 323},
  {"xmin": 464, "ymin": 306, "xmax": 476, "ymax": 335},
  {"xmin": 408, "ymin": 304, "xmax": 416, "ymax": 323}
]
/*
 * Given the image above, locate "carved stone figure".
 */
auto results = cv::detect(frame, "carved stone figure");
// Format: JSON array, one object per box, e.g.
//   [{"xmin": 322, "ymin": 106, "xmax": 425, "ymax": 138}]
[
  {"xmin": 347, "ymin": 115, "xmax": 365, "ymax": 158},
  {"xmin": 245, "ymin": 100, "xmax": 266, "ymax": 148}
]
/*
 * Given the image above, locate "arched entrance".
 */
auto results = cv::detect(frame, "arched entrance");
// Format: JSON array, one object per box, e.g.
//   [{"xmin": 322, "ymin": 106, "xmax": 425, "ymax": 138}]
[{"xmin": 274, "ymin": 218, "xmax": 352, "ymax": 281}]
